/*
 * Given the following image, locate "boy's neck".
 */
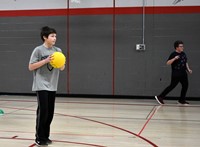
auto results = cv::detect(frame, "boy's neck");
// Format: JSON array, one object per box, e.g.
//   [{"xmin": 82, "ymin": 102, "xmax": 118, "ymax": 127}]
[{"xmin": 43, "ymin": 43, "xmax": 52, "ymax": 48}]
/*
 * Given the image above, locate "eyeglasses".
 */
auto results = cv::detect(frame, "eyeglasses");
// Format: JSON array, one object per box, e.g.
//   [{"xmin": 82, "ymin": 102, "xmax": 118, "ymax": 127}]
[{"xmin": 178, "ymin": 46, "xmax": 184, "ymax": 47}]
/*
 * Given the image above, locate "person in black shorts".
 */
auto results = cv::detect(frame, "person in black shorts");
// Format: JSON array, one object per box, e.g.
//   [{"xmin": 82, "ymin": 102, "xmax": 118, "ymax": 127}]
[{"xmin": 155, "ymin": 40, "xmax": 192, "ymax": 105}]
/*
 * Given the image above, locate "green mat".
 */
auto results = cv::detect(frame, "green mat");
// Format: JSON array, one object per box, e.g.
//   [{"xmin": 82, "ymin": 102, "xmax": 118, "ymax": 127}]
[{"xmin": 0, "ymin": 109, "xmax": 4, "ymax": 116}]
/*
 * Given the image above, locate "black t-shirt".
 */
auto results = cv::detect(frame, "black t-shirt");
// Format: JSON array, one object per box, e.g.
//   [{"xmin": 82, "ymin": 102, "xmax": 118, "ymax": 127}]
[{"xmin": 168, "ymin": 51, "xmax": 187, "ymax": 74}]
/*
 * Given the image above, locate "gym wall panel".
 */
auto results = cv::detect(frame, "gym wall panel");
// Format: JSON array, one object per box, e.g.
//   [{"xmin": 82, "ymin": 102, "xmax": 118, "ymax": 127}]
[
  {"xmin": 0, "ymin": 0, "xmax": 200, "ymax": 98},
  {"xmin": 0, "ymin": 16, "xmax": 68, "ymax": 94},
  {"xmin": 69, "ymin": 16, "xmax": 113, "ymax": 95}
]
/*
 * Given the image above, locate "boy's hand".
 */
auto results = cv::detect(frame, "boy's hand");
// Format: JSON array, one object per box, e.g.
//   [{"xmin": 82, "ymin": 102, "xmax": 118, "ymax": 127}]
[
  {"xmin": 188, "ymin": 69, "xmax": 192, "ymax": 74},
  {"xmin": 174, "ymin": 55, "xmax": 180, "ymax": 60},
  {"xmin": 44, "ymin": 55, "xmax": 54, "ymax": 63}
]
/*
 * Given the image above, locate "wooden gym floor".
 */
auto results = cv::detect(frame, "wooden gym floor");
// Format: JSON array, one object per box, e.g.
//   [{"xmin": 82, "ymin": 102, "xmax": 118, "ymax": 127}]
[{"xmin": 0, "ymin": 95, "xmax": 199, "ymax": 147}]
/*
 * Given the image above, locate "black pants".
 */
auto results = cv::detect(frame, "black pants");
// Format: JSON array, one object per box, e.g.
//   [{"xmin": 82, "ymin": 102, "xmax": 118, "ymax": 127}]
[
  {"xmin": 159, "ymin": 72, "xmax": 188, "ymax": 102},
  {"xmin": 36, "ymin": 90, "xmax": 56, "ymax": 142}
]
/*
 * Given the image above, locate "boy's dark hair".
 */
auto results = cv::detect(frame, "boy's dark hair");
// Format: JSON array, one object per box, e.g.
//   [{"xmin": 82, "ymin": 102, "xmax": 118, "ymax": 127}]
[
  {"xmin": 40, "ymin": 26, "xmax": 57, "ymax": 42},
  {"xmin": 174, "ymin": 40, "xmax": 183, "ymax": 49}
]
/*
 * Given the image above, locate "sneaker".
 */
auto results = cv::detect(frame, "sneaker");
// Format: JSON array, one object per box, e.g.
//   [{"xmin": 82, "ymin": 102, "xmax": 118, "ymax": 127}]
[
  {"xmin": 177, "ymin": 101, "xmax": 189, "ymax": 105},
  {"xmin": 35, "ymin": 140, "xmax": 48, "ymax": 146},
  {"xmin": 155, "ymin": 96, "xmax": 165, "ymax": 105},
  {"xmin": 46, "ymin": 139, "xmax": 52, "ymax": 145}
]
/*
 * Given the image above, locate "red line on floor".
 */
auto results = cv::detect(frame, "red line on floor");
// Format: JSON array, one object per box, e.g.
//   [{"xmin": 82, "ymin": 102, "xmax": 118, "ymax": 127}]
[
  {"xmin": 56, "ymin": 112, "xmax": 158, "ymax": 147},
  {"xmin": 1, "ymin": 99, "xmax": 199, "ymax": 108},
  {"xmin": 0, "ymin": 130, "xmax": 113, "ymax": 138},
  {"xmin": 137, "ymin": 106, "xmax": 158, "ymax": 136},
  {"xmin": 11, "ymin": 135, "xmax": 18, "ymax": 139},
  {"xmin": 0, "ymin": 105, "xmax": 158, "ymax": 146},
  {"xmin": 28, "ymin": 143, "xmax": 35, "ymax": 147},
  {"xmin": 0, "ymin": 137, "xmax": 106, "ymax": 147}
]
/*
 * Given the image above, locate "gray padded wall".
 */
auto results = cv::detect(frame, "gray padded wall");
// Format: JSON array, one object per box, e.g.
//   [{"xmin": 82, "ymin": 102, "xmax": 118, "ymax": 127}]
[
  {"xmin": 0, "ymin": 16, "xmax": 67, "ymax": 94},
  {"xmin": 115, "ymin": 14, "xmax": 200, "ymax": 97},
  {"xmin": 69, "ymin": 16, "xmax": 113, "ymax": 95},
  {"xmin": 151, "ymin": 14, "xmax": 200, "ymax": 97},
  {"xmin": 0, "ymin": 13, "xmax": 199, "ymax": 97}
]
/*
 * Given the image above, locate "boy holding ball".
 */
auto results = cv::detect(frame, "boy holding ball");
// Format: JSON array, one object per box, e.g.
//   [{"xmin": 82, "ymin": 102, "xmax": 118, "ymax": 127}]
[{"xmin": 29, "ymin": 26, "xmax": 65, "ymax": 146}]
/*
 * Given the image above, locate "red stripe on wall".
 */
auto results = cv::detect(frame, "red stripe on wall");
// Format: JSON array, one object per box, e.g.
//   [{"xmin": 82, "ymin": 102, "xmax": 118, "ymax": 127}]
[
  {"xmin": 67, "ymin": 1, "xmax": 70, "ymax": 94},
  {"xmin": 0, "ymin": 6, "xmax": 200, "ymax": 17},
  {"xmin": 112, "ymin": 1, "xmax": 116, "ymax": 95}
]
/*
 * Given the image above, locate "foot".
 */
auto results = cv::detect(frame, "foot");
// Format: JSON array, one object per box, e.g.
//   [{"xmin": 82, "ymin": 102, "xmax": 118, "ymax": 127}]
[
  {"xmin": 46, "ymin": 139, "xmax": 52, "ymax": 145},
  {"xmin": 35, "ymin": 140, "xmax": 48, "ymax": 146},
  {"xmin": 177, "ymin": 101, "xmax": 189, "ymax": 105},
  {"xmin": 155, "ymin": 96, "xmax": 165, "ymax": 105}
]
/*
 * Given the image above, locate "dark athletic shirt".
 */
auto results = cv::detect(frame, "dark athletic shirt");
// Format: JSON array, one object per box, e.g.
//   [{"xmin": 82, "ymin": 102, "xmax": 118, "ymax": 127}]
[{"xmin": 168, "ymin": 51, "xmax": 187, "ymax": 76}]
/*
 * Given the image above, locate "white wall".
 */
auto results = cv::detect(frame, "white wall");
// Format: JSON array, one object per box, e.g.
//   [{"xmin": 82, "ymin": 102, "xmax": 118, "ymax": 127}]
[
  {"xmin": 1, "ymin": 0, "xmax": 199, "ymax": 10},
  {"xmin": 0, "ymin": 0, "xmax": 66, "ymax": 10}
]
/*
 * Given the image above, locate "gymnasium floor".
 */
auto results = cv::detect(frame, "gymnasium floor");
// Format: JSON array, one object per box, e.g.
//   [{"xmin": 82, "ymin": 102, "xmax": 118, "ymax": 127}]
[{"xmin": 0, "ymin": 95, "xmax": 199, "ymax": 147}]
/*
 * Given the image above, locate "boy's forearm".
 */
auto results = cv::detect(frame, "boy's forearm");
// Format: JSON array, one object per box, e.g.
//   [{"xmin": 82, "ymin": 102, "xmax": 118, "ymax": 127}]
[
  {"xmin": 166, "ymin": 58, "xmax": 176, "ymax": 65},
  {"xmin": 186, "ymin": 63, "xmax": 190, "ymax": 70},
  {"xmin": 29, "ymin": 59, "xmax": 47, "ymax": 71}
]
